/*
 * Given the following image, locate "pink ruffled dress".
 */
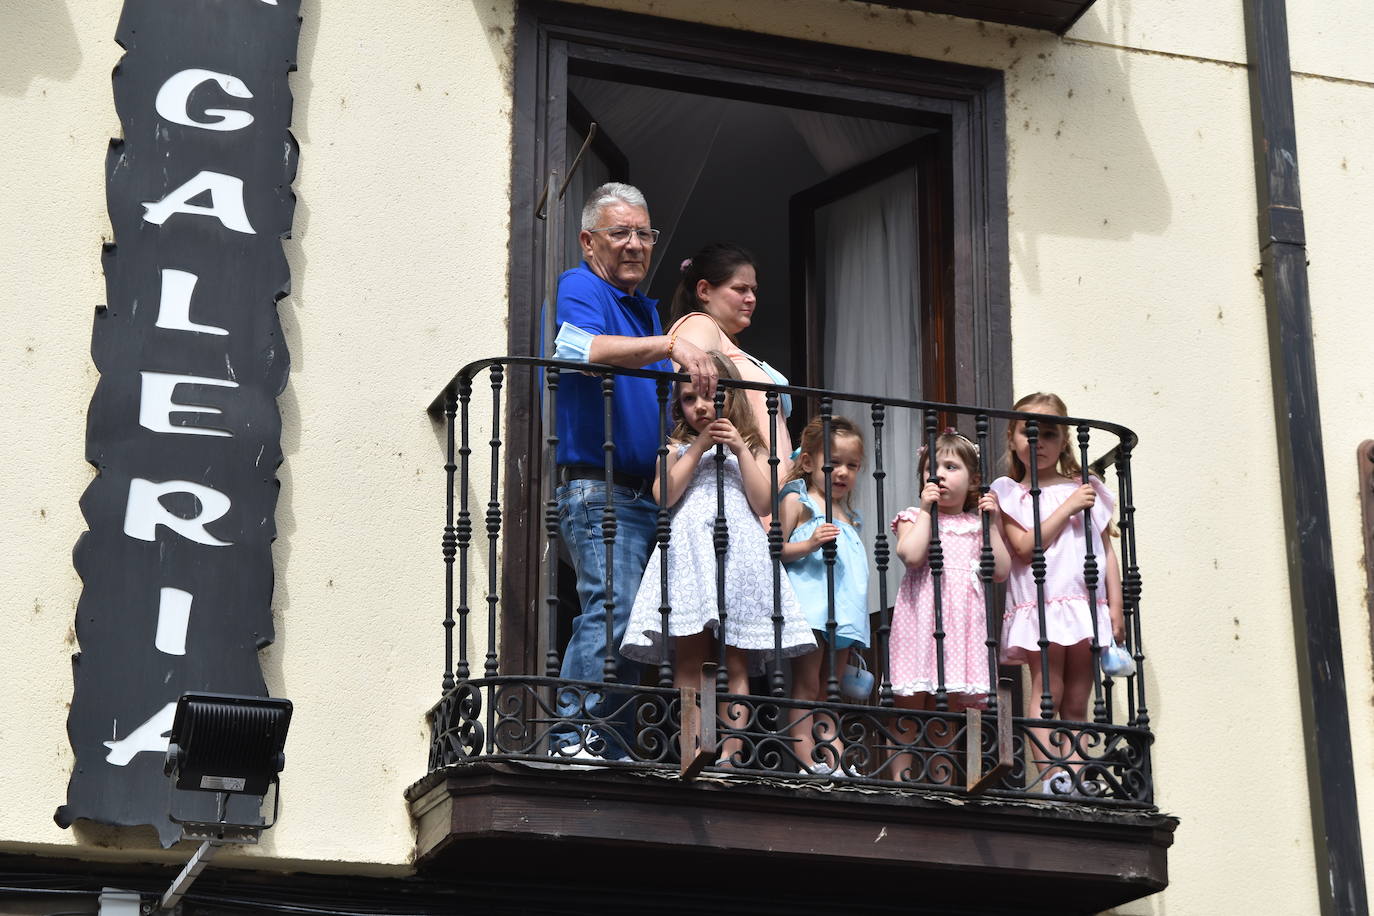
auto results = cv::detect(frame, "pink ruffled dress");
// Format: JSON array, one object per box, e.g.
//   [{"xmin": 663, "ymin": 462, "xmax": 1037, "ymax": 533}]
[
  {"xmin": 989, "ymin": 476, "xmax": 1115, "ymax": 664},
  {"xmin": 888, "ymin": 508, "xmax": 992, "ymax": 700}
]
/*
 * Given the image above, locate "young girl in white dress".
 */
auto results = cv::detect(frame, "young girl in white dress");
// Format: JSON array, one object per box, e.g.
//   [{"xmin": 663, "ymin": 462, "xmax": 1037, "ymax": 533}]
[
  {"xmin": 621, "ymin": 356, "xmax": 814, "ymax": 731},
  {"xmin": 990, "ymin": 393, "xmax": 1125, "ymax": 740}
]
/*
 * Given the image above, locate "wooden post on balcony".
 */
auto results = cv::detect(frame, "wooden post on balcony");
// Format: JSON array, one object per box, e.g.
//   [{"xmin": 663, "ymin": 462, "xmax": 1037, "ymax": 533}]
[
  {"xmin": 680, "ymin": 662, "xmax": 718, "ymax": 779},
  {"xmin": 966, "ymin": 678, "xmax": 1013, "ymax": 795}
]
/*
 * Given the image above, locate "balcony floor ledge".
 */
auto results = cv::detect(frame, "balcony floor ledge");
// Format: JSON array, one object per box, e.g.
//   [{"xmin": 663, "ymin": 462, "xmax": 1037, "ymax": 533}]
[{"xmin": 408, "ymin": 761, "xmax": 1176, "ymax": 914}]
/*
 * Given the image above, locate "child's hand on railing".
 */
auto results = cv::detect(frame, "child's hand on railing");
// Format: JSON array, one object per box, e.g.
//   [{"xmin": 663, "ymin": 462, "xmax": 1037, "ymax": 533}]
[
  {"xmin": 919, "ymin": 481, "xmax": 942, "ymax": 509},
  {"xmin": 978, "ymin": 490, "xmax": 1001, "ymax": 519},
  {"xmin": 803, "ymin": 522, "xmax": 840, "ymax": 553},
  {"xmin": 706, "ymin": 418, "xmax": 747, "ymax": 456},
  {"xmin": 1063, "ymin": 483, "xmax": 1097, "ymax": 514}
]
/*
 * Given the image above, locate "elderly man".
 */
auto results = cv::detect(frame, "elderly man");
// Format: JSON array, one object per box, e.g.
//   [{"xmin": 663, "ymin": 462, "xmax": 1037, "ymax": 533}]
[{"xmin": 549, "ymin": 183, "xmax": 715, "ymax": 759}]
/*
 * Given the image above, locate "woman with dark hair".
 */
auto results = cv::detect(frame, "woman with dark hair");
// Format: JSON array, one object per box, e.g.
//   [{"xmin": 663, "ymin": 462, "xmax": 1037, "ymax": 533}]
[{"xmin": 665, "ymin": 242, "xmax": 794, "ymax": 474}]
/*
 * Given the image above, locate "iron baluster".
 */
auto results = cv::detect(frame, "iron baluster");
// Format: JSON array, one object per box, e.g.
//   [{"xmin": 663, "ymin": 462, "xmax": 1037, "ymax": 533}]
[
  {"xmin": 1079, "ymin": 425, "xmax": 1107, "ymax": 724},
  {"xmin": 1118, "ymin": 444, "xmax": 1148, "ymax": 729},
  {"xmin": 601, "ymin": 372, "xmax": 619, "ymax": 683},
  {"xmin": 713, "ymin": 382, "xmax": 729, "ymax": 694},
  {"xmin": 976, "ymin": 413, "xmax": 999, "ymax": 713},
  {"xmin": 871, "ymin": 402, "xmax": 894, "ymax": 707},
  {"xmin": 656, "ymin": 379, "xmax": 673, "ymax": 689},
  {"xmin": 455, "ymin": 375, "xmax": 472, "ymax": 681},
  {"xmin": 1026, "ymin": 420, "xmax": 1054, "ymax": 719},
  {"xmin": 485, "ymin": 365, "xmax": 504, "ymax": 681},
  {"xmin": 925, "ymin": 411, "xmax": 948, "ymax": 712},
  {"xmin": 767, "ymin": 390, "xmax": 786, "ymax": 698},
  {"xmin": 544, "ymin": 368, "xmax": 562, "ymax": 677},
  {"xmin": 442, "ymin": 388, "xmax": 457, "ymax": 693},
  {"xmin": 1115, "ymin": 446, "xmax": 1136, "ymax": 726},
  {"xmin": 821, "ymin": 401, "xmax": 840, "ymax": 703}
]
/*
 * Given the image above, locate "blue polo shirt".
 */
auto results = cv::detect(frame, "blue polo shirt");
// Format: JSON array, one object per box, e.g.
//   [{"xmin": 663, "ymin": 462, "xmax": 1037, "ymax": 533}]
[{"xmin": 551, "ymin": 263, "xmax": 672, "ymax": 476}]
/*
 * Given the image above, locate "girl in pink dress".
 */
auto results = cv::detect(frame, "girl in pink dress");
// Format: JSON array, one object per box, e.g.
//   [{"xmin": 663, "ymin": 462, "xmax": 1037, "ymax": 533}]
[
  {"xmin": 891, "ymin": 432, "xmax": 1010, "ymax": 711},
  {"xmin": 989, "ymin": 393, "xmax": 1125, "ymax": 731}
]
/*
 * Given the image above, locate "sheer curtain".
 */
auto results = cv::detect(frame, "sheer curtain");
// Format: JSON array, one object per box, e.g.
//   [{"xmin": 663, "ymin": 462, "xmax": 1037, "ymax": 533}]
[{"xmin": 816, "ymin": 168, "xmax": 922, "ymax": 615}]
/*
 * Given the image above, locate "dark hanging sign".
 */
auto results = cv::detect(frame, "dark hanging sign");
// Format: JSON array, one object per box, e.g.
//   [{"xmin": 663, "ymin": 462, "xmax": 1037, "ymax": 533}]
[{"xmin": 56, "ymin": 0, "xmax": 301, "ymax": 846}]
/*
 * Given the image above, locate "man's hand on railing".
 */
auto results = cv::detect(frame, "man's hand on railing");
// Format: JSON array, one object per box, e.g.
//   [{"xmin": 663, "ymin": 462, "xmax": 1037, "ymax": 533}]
[{"xmin": 672, "ymin": 336, "xmax": 718, "ymax": 402}]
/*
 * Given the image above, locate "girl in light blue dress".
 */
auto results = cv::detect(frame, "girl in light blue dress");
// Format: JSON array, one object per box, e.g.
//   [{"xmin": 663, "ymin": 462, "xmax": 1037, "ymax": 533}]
[{"xmin": 780, "ymin": 416, "xmax": 870, "ymax": 774}]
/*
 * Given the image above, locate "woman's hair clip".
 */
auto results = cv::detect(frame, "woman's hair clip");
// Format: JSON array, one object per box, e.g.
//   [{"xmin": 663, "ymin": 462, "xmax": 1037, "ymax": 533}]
[{"xmin": 679, "ymin": 258, "xmax": 693, "ymax": 273}]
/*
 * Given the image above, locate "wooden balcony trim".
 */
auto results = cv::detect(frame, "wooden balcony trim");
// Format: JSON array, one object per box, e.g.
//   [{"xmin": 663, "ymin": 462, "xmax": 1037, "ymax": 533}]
[{"xmin": 409, "ymin": 762, "xmax": 1175, "ymax": 912}]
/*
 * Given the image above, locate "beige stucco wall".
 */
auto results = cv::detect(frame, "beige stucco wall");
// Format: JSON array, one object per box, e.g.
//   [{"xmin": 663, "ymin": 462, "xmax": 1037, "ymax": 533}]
[
  {"xmin": 0, "ymin": 0, "xmax": 513, "ymax": 870},
  {"xmin": 2, "ymin": 0, "xmax": 1368, "ymax": 910}
]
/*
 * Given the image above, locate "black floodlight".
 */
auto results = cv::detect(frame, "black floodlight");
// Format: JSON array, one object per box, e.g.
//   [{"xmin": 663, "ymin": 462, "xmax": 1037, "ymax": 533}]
[
  {"xmin": 164, "ymin": 692, "xmax": 292, "ymax": 797},
  {"xmin": 154, "ymin": 693, "xmax": 292, "ymax": 912}
]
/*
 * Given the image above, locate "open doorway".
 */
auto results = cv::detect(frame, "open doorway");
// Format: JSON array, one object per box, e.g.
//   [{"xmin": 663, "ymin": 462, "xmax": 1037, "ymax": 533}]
[
  {"xmin": 563, "ymin": 79, "xmax": 940, "ymax": 419},
  {"xmin": 505, "ymin": 0, "xmax": 1010, "ymax": 673}
]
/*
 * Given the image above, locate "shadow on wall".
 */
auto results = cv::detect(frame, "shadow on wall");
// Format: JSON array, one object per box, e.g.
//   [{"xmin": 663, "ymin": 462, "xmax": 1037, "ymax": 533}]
[
  {"xmin": 0, "ymin": 0, "xmax": 81, "ymax": 95},
  {"xmin": 1007, "ymin": 3, "xmax": 1171, "ymax": 293},
  {"xmin": 260, "ymin": 0, "xmax": 320, "ymax": 776}
]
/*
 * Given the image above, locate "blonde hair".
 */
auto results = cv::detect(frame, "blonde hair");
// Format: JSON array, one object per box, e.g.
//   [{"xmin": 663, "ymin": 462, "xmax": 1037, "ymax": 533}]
[
  {"xmin": 1006, "ymin": 392, "xmax": 1082, "ymax": 483},
  {"xmin": 783, "ymin": 415, "xmax": 865, "ymax": 515},
  {"xmin": 917, "ymin": 432, "xmax": 981, "ymax": 512},
  {"xmin": 669, "ymin": 351, "xmax": 765, "ymax": 453}
]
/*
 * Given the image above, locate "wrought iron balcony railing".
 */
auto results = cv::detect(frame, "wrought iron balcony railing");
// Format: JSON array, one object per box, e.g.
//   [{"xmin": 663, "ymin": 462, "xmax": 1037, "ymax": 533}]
[{"xmin": 424, "ymin": 356, "xmax": 1151, "ymax": 808}]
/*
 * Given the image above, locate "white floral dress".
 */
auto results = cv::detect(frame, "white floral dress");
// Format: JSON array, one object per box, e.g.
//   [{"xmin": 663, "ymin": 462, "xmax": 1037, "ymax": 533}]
[{"xmin": 621, "ymin": 446, "xmax": 815, "ymax": 673}]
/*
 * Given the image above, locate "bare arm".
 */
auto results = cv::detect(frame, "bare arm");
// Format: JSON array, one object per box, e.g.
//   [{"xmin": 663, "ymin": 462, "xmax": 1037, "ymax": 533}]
[
  {"xmin": 736, "ymin": 447, "xmax": 774, "ymax": 517},
  {"xmin": 978, "ymin": 490, "xmax": 1011, "ymax": 582},
  {"xmin": 707, "ymin": 419, "xmax": 773, "ymax": 516},
  {"xmin": 1101, "ymin": 533, "xmax": 1125, "ymax": 642},
  {"xmin": 654, "ymin": 438, "xmax": 709, "ymax": 508},
  {"xmin": 999, "ymin": 483, "xmax": 1096, "ymax": 563},
  {"xmin": 893, "ymin": 516, "xmax": 930, "ymax": 569},
  {"xmin": 894, "ymin": 481, "xmax": 941, "ymax": 568},
  {"xmin": 779, "ymin": 491, "xmax": 837, "ymax": 562},
  {"xmin": 588, "ymin": 333, "xmax": 718, "ymax": 401},
  {"xmin": 669, "ymin": 312, "xmax": 726, "ymax": 357}
]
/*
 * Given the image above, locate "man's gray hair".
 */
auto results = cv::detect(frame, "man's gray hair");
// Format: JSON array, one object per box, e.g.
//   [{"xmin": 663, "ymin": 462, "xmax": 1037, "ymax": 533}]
[{"xmin": 581, "ymin": 182, "xmax": 649, "ymax": 231}]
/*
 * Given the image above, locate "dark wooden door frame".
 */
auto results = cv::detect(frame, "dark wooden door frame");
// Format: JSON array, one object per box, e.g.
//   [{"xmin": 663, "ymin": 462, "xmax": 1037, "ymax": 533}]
[{"xmin": 504, "ymin": 0, "xmax": 1011, "ymax": 674}]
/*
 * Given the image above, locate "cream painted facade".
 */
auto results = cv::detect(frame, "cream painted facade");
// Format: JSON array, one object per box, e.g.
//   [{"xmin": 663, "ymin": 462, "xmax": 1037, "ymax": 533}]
[{"xmin": 1, "ymin": 0, "xmax": 1370, "ymax": 913}]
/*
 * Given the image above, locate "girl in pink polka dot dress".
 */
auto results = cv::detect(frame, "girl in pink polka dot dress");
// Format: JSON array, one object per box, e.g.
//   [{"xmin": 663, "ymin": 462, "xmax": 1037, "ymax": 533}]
[{"xmin": 890, "ymin": 431, "xmax": 1010, "ymax": 714}]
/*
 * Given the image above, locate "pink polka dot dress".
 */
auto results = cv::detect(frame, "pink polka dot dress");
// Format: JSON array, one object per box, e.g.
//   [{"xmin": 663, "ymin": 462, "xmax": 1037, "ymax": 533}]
[{"xmin": 888, "ymin": 508, "xmax": 992, "ymax": 702}]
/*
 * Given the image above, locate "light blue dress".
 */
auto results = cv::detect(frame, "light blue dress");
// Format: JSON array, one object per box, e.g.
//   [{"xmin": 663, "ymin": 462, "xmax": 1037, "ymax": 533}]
[{"xmin": 781, "ymin": 479, "xmax": 870, "ymax": 648}]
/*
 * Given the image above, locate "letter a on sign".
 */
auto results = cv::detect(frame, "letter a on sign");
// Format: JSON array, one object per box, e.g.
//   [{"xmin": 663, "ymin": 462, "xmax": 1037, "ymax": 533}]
[{"xmin": 142, "ymin": 171, "xmax": 256, "ymax": 234}]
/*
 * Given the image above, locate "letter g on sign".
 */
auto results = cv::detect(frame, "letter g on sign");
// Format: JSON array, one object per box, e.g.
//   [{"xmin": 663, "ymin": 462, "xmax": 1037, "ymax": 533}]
[{"xmin": 155, "ymin": 69, "xmax": 255, "ymax": 132}]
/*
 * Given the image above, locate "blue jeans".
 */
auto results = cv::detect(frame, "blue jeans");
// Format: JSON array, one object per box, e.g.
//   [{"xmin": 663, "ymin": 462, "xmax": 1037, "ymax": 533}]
[{"xmin": 555, "ymin": 478, "xmax": 657, "ymax": 756}]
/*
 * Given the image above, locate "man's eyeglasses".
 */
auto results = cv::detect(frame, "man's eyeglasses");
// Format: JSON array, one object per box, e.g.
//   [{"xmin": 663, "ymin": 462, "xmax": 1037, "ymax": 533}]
[{"xmin": 587, "ymin": 226, "xmax": 661, "ymax": 246}]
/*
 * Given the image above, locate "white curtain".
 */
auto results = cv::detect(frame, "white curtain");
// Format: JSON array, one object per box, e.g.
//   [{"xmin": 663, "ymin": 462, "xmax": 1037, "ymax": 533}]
[{"xmin": 817, "ymin": 169, "xmax": 922, "ymax": 615}]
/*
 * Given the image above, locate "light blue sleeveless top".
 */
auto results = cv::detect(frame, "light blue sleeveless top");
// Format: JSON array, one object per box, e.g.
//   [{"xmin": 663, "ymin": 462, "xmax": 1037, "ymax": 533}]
[{"xmin": 781, "ymin": 479, "xmax": 870, "ymax": 648}]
